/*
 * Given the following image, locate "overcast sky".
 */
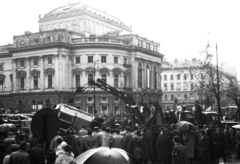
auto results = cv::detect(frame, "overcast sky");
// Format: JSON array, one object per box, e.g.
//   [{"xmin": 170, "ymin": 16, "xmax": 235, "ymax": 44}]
[{"xmin": 1, "ymin": 0, "xmax": 240, "ymax": 79}]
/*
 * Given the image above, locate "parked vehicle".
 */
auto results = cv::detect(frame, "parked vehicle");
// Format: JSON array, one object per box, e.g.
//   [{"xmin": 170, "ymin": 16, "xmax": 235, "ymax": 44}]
[{"xmin": 0, "ymin": 114, "xmax": 32, "ymax": 130}]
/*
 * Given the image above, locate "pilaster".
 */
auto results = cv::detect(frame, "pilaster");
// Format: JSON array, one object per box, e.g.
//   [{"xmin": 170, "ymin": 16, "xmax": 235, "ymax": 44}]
[
  {"xmin": 39, "ymin": 57, "xmax": 45, "ymax": 90},
  {"xmin": 12, "ymin": 59, "xmax": 17, "ymax": 92}
]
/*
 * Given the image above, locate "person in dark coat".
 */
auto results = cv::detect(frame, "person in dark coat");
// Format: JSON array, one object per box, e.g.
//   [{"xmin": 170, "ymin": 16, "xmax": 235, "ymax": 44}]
[
  {"xmin": 29, "ymin": 140, "xmax": 45, "ymax": 164},
  {"xmin": 8, "ymin": 141, "xmax": 31, "ymax": 164},
  {"xmin": 132, "ymin": 130, "xmax": 143, "ymax": 163},
  {"xmin": 142, "ymin": 128, "xmax": 152, "ymax": 164},
  {"xmin": 172, "ymin": 135, "xmax": 188, "ymax": 164},
  {"xmin": 206, "ymin": 123, "xmax": 215, "ymax": 163},
  {"xmin": 123, "ymin": 127, "xmax": 134, "ymax": 154},
  {"xmin": 194, "ymin": 100, "xmax": 202, "ymax": 124},
  {"xmin": 212, "ymin": 126, "xmax": 226, "ymax": 164},
  {"xmin": 156, "ymin": 126, "xmax": 173, "ymax": 164},
  {"xmin": 198, "ymin": 130, "xmax": 210, "ymax": 164},
  {"xmin": 112, "ymin": 129, "xmax": 124, "ymax": 149}
]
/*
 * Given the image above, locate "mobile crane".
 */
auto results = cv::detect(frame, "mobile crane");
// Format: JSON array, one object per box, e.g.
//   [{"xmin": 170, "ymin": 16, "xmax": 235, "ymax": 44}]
[{"xmin": 77, "ymin": 78, "xmax": 164, "ymax": 127}]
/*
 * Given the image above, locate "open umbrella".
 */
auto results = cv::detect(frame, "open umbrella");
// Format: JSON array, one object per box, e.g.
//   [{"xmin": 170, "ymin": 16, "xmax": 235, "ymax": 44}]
[
  {"xmin": 0, "ymin": 123, "xmax": 17, "ymax": 132},
  {"xmin": 232, "ymin": 124, "xmax": 240, "ymax": 129},
  {"xmin": 176, "ymin": 121, "xmax": 195, "ymax": 131},
  {"xmin": 74, "ymin": 147, "xmax": 138, "ymax": 164}
]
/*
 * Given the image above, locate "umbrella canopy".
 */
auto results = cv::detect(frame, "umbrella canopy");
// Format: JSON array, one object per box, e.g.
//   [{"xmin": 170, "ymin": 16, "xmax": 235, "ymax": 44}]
[
  {"xmin": 0, "ymin": 123, "xmax": 17, "ymax": 132},
  {"xmin": 176, "ymin": 121, "xmax": 195, "ymax": 131},
  {"xmin": 74, "ymin": 147, "xmax": 138, "ymax": 164},
  {"xmin": 232, "ymin": 124, "xmax": 240, "ymax": 129}
]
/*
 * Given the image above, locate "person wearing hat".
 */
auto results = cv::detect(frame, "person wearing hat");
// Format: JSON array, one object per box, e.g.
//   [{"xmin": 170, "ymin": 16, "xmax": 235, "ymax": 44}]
[
  {"xmin": 3, "ymin": 132, "xmax": 16, "ymax": 154},
  {"xmin": 212, "ymin": 125, "xmax": 226, "ymax": 163},
  {"xmin": 2, "ymin": 144, "xmax": 18, "ymax": 164},
  {"xmin": 8, "ymin": 141, "xmax": 30, "ymax": 164}
]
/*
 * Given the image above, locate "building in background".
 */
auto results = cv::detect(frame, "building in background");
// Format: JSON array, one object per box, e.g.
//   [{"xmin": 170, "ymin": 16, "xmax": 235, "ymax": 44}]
[
  {"xmin": 161, "ymin": 58, "xmax": 238, "ymax": 112},
  {"xmin": 0, "ymin": 2, "xmax": 163, "ymax": 115}
]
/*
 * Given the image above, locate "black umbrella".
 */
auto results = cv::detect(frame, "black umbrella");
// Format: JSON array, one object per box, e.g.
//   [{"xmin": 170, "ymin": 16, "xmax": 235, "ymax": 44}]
[
  {"xmin": 74, "ymin": 147, "xmax": 138, "ymax": 164},
  {"xmin": 0, "ymin": 123, "xmax": 17, "ymax": 132},
  {"xmin": 176, "ymin": 121, "xmax": 195, "ymax": 131}
]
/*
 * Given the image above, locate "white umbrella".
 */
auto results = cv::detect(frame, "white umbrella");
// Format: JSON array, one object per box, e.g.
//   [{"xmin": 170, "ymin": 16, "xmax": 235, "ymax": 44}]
[{"xmin": 232, "ymin": 124, "xmax": 240, "ymax": 129}]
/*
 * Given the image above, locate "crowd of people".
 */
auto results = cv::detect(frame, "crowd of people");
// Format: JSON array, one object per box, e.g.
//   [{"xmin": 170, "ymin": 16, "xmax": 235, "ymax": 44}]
[{"xmin": 0, "ymin": 118, "xmax": 240, "ymax": 164}]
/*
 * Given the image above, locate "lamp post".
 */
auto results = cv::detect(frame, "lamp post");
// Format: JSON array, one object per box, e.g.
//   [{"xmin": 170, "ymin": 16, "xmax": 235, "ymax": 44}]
[{"xmin": 93, "ymin": 60, "xmax": 99, "ymax": 116}]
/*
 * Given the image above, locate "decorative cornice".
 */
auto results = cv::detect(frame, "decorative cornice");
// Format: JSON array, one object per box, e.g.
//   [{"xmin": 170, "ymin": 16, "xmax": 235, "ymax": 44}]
[
  {"xmin": 44, "ymin": 68, "xmax": 55, "ymax": 76},
  {"xmin": 84, "ymin": 66, "xmax": 95, "ymax": 74},
  {"xmin": 72, "ymin": 67, "xmax": 83, "ymax": 75},
  {"xmin": 99, "ymin": 67, "xmax": 110, "ymax": 76},
  {"xmin": 17, "ymin": 70, "xmax": 27, "ymax": 78},
  {"xmin": 112, "ymin": 67, "xmax": 123, "ymax": 75},
  {"xmin": 30, "ymin": 69, "xmax": 40, "ymax": 77}
]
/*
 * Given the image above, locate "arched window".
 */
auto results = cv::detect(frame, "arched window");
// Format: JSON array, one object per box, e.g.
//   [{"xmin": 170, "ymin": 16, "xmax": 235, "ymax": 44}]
[
  {"xmin": 164, "ymin": 95, "xmax": 168, "ymax": 101},
  {"xmin": 184, "ymin": 94, "xmax": 188, "ymax": 99},
  {"xmin": 146, "ymin": 65, "xmax": 150, "ymax": 88},
  {"xmin": 31, "ymin": 100, "xmax": 37, "ymax": 111},
  {"xmin": 154, "ymin": 66, "xmax": 157, "ymax": 89},
  {"xmin": 101, "ymin": 73, "xmax": 107, "ymax": 83},
  {"xmin": 17, "ymin": 100, "xmax": 24, "ymax": 113},
  {"xmin": 138, "ymin": 63, "xmax": 142, "ymax": 88},
  {"xmin": 45, "ymin": 99, "xmax": 51, "ymax": 108},
  {"xmin": 48, "ymin": 75, "xmax": 53, "ymax": 88},
  {"xmin": 171, "ymin": 95, "xmax": 174, "ymax": 101},
  {"xmin": 88, "ymin": 73, "xmax": 93, "ymax": 86},
  {"xmin": 114, "ymin": 74, "xmax": 118, "ymax": 88},
  {"xmin": 76, "ymin": 74, "xmax": 80, "ymax": 87}
]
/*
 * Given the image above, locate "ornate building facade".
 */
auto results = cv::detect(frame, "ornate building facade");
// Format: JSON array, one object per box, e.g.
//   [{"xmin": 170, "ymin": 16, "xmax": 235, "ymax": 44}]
[{"xmin": 0, "ymin": 2, "xmax": 163, "ymax": 115}]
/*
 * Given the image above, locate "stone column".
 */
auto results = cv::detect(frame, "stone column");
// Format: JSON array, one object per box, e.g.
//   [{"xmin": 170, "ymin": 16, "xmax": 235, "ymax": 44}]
[
  {"xmin": 12, "ymin": 59, "xmax": 17, "ymax": 92},
  {"xmin": 39, "ymin": 56, "xmax": 45, "ymax": 90},
  {"xmin": 26, "ymin": 58, "xmax": 31, "ymax": 90},
  {"xmin": 54, "ymin": 54, "xmax": 59, "ymax": 89},
  {"xmin": 58, "ymin": 54, "xmax": 62, "ymax": 90}
]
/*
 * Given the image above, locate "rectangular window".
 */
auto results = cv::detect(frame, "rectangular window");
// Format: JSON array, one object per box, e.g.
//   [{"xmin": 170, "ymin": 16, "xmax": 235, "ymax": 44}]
[
  {"xmin": 170, "ymin": 75, "xmax": 174, "ymax": 80},
  {"xmin": 34, "ymin": 76, "xmax": 38, "ymax": 89},
  {"xmin": 87, "ymin": 97, "xmax": 93, "ymax": 102},
  {"xmin": 124, "ymin": 58, "xmax": 127, "ymax": 64},
  {"xmin": 171, "ymin": 83, "xmax": 174, "ymax": 90},
  {"xmin": 177, "ymin": 82, "xmax": 181, "ymax": 90},
  {"xmin": 88, "ymin": 56, "xmax": 93, "ymax": 63},
  {"xmin": 20, "ymin": 60, "xmax": 25, "ymax": 67},
  {"xmin": 177, "ymin": 74, "xmax": 181, "ymax": 80},
  {"xmin": 101, "ymin": 56, "xmax": 106, "ymax": 63},
  {"xmin": 76, "ymin": 57, "xmax": 80, "ymax": 64},
  {"xmin": 146, "ymin": 42, "xmax": 150, "ymax": 49},
  {"xmin": 114, "ymin": 97, "xmax": 119, "ymax": 102},
  {"xmin": 48, "ymin": 75, "xmax": 52, "ymax": 88},
  {"xmin": 20, "ymin": 77, "xmax": 24, "ymax": 89},
  {"xmin": 115, "ymin": 106, "xmax": 120, "ymax": 114},
  {"xmin": 183, "ymin": 82, "xmax": 188, "ymax": 90},
  {"xmin": 34, "ymin": 58, "xmax": 38, "ymax": 66},
  {"xmin": 153, "ymin": 45, "xmax": 157, "ymax": 52},
  {"xmin": 184, "ymin": 74, "xmax": 188, "ymax": 80},
  {"xmin": 124, "ymin": 75, "xmax": 127, "ymax": 88},
  {"xmin": 138, "ymin": 39, "xmax": 143, "ymax": 47},
  {"xmin": 164, "ymin": 83, "xmax": 168, "ymax": 91},
  {"xmin": 0, "ymin": 65, "xmax": 3, "ymax": 71},
  {"xmin": 48, "ymin": 57, "xmax": 52, "ymax": 64},
  {"xmin": 101, "ymin": 97, "xmax": 108, "ymax": 102},
  {"xmin": 47, "ymin": 36, "xmax": 53, "ymax": 42},
  {"xmin": 0, "ymin": 80, "xmax": 3, "ymax": 92},
  {"xmin": 87, "ymin": 106, "xmax": 94, "ymax": 114},
  {"xmin": 114, "ymin": 75, "xmax": 118, "ymax": 88},
  {"xmin": 101, "ymin": 106, "xmax": 108, "ymax": 114},
  {"xmin": 76, "ymin": 75, "xmax": 80, "ymax": 87},
  {"xmin": 114, "ymin": 57, "xmax": 118, "ymax": 64},
  {"xmin": 164, "ymin": 75, "xmax": 167, "ymax": 81}
]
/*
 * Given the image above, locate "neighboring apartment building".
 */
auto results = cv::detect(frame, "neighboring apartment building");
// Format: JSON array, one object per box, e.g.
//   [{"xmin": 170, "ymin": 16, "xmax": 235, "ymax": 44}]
[
  {"xmin": 161, "ymin": 58, "xmax": 238, "ymax": 112},
  {"xmin": 161, "ymin": 58, "xmax": 200, "ymax": 111},
  {"xmin": 0, "ymin": 2, "xmax": 163, "ymax": 115}
]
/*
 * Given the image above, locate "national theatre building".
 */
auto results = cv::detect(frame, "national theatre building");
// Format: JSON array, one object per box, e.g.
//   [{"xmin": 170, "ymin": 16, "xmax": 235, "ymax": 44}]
[{"xmin": 0, "ymin": 2, "xmax": 163, "ymax": 115}]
